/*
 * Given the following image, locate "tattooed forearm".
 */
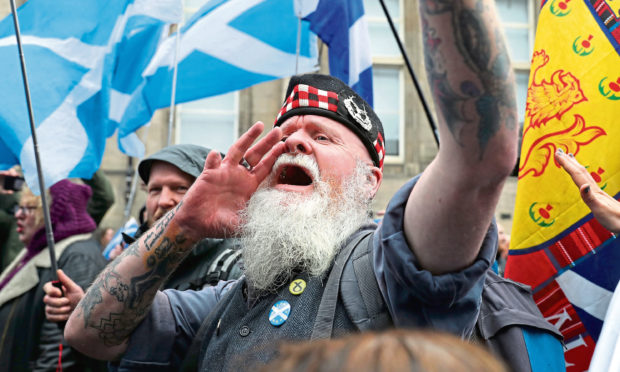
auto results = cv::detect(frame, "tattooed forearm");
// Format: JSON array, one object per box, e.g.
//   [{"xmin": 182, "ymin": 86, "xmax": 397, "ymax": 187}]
[
  {"xmin": 143, "ymin": 201, "xmax": 181, "ymax": 250},
  {"xmin": 420, "ymin": 0, "xmax": 517, "ymax": 156},
  {"xmin": 77, "ymin": 203, "xmax": 193, "ymax": 346}
]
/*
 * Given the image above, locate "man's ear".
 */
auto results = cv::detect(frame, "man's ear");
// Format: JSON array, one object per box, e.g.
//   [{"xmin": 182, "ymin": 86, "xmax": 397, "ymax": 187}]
[{"xmin": 366, "ymin": 166, "xmax": 383, "ymax": 199}]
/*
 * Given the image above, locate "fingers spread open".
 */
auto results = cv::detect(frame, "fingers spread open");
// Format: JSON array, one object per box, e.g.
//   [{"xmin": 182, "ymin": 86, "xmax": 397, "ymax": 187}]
[
  {"xmin": 243, "ymin": 127, "xmax": 283, "ymax": 168},
  {"xmin": 226, "ymin": 122, "xmax": 265, "ymax": 164},
  {"xmin": 252, "ymin": 141, "xmax": 286, "ymax": 181}
]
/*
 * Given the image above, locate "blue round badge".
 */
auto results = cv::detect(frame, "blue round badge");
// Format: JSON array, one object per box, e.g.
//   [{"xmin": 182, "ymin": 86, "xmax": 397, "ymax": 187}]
[{"xmin": 269, "ymin": 300, "xmax": 291, "ymax": 327}]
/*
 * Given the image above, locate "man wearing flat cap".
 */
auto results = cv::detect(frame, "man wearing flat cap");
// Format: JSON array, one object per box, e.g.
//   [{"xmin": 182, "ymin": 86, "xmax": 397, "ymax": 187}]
[
  {"xmin": 130, "ymin": 144, "xmax": 244, "ymax": 290},
  {"xmin": 66, "ymin": 2, "xmax": 520, "ymax": 370},
  {"xmin": 44, "ymin": 145, "xmax": 242, "ymax": 324}
]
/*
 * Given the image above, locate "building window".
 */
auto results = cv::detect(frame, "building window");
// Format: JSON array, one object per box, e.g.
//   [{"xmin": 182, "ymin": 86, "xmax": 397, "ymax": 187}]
[
  {"xmin": 373, "ymin": 66, "xmax": 403, "ymax": 157},
  {"xmin": 176, "ymin": 93, "xmax": 238, "ymax": 152},
  {"xmin": 175, "ymin": 0, "xmax": 239, "ymax": 151},
  {"xmin": 495, "ymin": 0, "xmax": 536, "ymax": 125},
  {"xmin": 364, "ymin": 0, "xmax": 404, "ymax": 160}
]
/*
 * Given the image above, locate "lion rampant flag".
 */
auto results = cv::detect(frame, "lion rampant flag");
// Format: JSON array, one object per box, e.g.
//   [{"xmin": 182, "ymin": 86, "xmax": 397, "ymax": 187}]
[{"xmin": 505, "ymin": 0, "xmax": 620, "ymax": 370}]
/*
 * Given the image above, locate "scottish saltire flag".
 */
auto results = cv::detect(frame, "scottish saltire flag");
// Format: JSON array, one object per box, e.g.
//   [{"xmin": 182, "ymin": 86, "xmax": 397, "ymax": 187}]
[
  {"xmin": 0, "ymin": 0, "xmax": 181, "ymax": 193},
  {"xmin": 302, "ymin": 0, "xmax": 373, "ymax": 106},
  {"xmin": 505, "ymin": 1, "xmax": 620, "ymax": 370},
  {"xmin": 117, "ymin": 0, "xmax": 320, "ymax": 141},
  {"xmin": 102, "ymin": 217, "xmax": 139, "ymax": 260}
]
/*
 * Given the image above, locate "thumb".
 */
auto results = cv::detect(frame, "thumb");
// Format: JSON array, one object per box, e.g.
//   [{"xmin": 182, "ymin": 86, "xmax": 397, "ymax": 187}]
[{"xmin": 57, "ymin": 269, "xmax": 81, "ymax": 292}]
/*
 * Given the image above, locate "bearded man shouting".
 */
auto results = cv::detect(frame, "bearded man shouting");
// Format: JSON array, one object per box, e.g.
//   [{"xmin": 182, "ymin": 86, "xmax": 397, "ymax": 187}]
[{"xmin": 64, "ymin": 2, "xmax": 520, "ymax": 370}]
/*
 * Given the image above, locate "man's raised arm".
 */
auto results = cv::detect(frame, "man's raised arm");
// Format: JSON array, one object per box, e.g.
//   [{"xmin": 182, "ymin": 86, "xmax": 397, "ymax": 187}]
[
  {"xmin": 404, "ymin": 0, "xmax": 519, "ymax": 274},
  {"xmin": 64, "ymin": 123, "xmax": 284, "ymax": 360}
]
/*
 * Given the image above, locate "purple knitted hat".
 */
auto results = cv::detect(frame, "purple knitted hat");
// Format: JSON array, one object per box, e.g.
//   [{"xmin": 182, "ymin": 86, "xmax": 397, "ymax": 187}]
[{"xmin": 28, "ymin": 179, "xmax": 96, "ymax": 252}]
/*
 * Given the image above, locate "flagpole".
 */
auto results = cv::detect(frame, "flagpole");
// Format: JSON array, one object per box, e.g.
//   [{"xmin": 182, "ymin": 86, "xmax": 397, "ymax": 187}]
[
  {"xmin": 378, "ymin": 0, "xmax": 439, "ymax": 146},
  {"xmin": 9, "ymin": 0, "xmax": 60, "ymax": 278},
  {"xmin": 295, "ymin": 6, "xmax": 302, "ymax": 74},
  {"xmin": 123, "ymin": 124, "xmax": 151, "ymax": 222},
  {"xmin": 167, "ymin": 24, "xmax": 181, "ymax": 147}
]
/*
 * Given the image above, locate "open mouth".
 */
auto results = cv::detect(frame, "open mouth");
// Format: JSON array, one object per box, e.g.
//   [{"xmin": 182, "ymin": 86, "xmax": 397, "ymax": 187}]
[{"xmin": 276, "ymin": 164, "xmax": 314, "ymax": 186}]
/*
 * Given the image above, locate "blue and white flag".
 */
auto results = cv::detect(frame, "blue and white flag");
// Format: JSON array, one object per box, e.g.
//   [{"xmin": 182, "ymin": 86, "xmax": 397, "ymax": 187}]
[
  {"xmin": 0, "ymin": 0, "xmax": 181, "ymax": 193},
  {"xmin": 301, "ymin": 0, "xmax": 373, "ymax": 106},
  {"xmin": 102, "ymin": 217, "xmax": 140, "ymax": 260},
  {"xmin": 118, "ymin": 0, "xmax": 319, "ymax": 140}
]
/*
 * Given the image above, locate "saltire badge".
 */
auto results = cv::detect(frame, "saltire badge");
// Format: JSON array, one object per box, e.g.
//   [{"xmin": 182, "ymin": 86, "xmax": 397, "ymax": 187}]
[{"xmin": 269, "ymin": 300, "xmax": 291, "ymax": 327}]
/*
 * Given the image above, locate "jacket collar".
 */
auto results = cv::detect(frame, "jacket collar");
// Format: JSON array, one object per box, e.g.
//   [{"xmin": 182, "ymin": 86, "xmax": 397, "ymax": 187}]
[{"xmin": 0, "ymin": 233, "xmax": 92, "ymax": 308}]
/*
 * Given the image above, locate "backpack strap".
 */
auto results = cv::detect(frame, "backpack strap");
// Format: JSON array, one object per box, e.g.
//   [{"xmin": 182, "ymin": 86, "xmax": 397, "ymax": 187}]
[
  {"xmin": 341, "ymin": 231, "xmax": 392, "ymax": 331},
  {"xmin": 310, "ymin": 229, "xmax": 374, "ymax": 340},
  {"xmin": 203, "ymin": 248, "xmax": 242, "ymax": 287}
]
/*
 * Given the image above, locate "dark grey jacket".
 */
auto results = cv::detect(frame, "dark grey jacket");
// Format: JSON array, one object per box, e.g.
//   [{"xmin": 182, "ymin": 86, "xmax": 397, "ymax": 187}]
[{"xmin": 0, "ymin": 235, "xmax": 107, "ymax": 371}]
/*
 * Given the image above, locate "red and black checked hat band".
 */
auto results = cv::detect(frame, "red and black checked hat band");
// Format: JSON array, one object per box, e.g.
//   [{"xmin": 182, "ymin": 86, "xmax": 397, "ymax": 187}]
[{"xmin": 274, "ymin": 74, "xmax": 385, "ymax": 170}]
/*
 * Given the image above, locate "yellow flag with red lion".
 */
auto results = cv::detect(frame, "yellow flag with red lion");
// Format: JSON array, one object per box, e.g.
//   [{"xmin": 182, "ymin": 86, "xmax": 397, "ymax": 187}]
[{"xmin": 505, "ymin": 0, "xmax": 620, "ymax": 370}]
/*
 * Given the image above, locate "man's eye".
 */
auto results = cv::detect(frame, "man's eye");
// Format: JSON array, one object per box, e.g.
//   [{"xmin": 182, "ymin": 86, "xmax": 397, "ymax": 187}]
[
  {"xmin": 281, "ymin": 137, "xmax": 288, "ymax": 142},
  {"xmin": 316, "ymin": 135, "xmax": 329, "ymax": 141},
  {"xmin": 148, "ymin": 188, "xmax": 161, "ymax": 195}
]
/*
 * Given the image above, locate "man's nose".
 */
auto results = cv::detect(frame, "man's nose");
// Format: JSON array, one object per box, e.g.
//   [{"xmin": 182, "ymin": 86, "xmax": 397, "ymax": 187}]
[
  {"xmin": 158, "ymin": 187, "xmax": 179, "ymax": 208},
  {"xmin": 284, "ymin": 132, "xmax": 312, "ymax": 155}
]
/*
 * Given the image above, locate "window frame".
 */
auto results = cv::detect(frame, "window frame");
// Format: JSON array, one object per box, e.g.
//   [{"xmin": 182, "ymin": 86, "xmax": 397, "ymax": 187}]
[
  {"xmin": 498, "ymin": 0, "xmax": 537, "ymax": 126},
  {"xmin": 365, "ymin": 0, "xmax": 405, "ymax": 164},
  {"xmin": 175, "ymin": 92, "xmax": 240, "ymax": 150}
]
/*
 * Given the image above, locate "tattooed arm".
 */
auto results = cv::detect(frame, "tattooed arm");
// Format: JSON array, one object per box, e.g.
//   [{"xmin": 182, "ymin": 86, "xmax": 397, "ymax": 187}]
[
  {"xmin": 62, "ymin": 206, "xmax": 194, "ymax": 360},
  {"xmin": 65, "ymin": 122, "xmax": 284, "ymax": 360},
  {"xmin": 403, "ymin": 0, "xmax": 519, "ymax": 274}
]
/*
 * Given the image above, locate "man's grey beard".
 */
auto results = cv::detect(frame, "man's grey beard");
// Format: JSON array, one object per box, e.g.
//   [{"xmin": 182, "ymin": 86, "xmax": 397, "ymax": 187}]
[{"xmin": 240, "ymin": 154, "xmax": 373, "ymax": 293}]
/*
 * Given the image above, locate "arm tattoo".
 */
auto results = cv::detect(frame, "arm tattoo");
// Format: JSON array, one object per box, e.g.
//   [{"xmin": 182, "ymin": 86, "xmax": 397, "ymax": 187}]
[
  {"xmin": 421, "ymin": 0, "xmax": 517, "ymax": 156},
  {"xmin": 78, "ymin": 203, "xmax": 190, "ymax": 346}
]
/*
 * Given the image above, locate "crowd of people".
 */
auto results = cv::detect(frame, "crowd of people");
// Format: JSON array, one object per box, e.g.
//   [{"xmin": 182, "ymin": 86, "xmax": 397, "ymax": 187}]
[{"xmin": 1, "ymin": 0, "xmax": 619, "ymax": 371}]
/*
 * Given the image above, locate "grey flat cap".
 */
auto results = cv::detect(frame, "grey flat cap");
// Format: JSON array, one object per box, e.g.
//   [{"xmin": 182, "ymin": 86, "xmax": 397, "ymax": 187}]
[{"xmin": 138, "ymin": 144, "xmax": 217, "ymax": 184}]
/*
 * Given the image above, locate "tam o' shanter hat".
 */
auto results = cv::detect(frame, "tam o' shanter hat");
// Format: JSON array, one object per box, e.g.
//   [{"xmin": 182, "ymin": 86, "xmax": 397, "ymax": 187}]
[{"xmin": 274, "ymin": 74, "xmax": 385, "ymax": 170}]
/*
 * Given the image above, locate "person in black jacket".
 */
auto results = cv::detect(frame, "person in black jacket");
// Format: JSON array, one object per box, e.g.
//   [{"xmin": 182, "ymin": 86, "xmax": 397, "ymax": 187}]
[{"xmin": 0, "ymin": 179, "xmax": 106, "ymax": 371}]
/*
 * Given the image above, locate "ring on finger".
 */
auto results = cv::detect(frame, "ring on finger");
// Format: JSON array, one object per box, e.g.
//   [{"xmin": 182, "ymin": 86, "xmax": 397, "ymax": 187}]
[{"xmin": 240, "ymin": 157, "xmax": 252, "ymax": 170}]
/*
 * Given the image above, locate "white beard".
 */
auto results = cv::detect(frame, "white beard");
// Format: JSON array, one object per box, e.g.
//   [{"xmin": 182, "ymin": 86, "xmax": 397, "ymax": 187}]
[{"xmin": 240, "ymin": 154, "xmax": 373, "ymax": 293}]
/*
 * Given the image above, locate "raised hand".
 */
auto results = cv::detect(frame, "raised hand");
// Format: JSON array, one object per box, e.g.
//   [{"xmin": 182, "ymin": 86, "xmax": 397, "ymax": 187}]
[
  {"xmin": 555, "ymin": 149, "xmax": 620, "ymax": 233},
  {"xmin": 43, "ymin": 269, "xmax": 84, "ymax": 323},
  {"xmin": 175, "ymin": 122, "xmax": 285, "ymax": 239}
]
